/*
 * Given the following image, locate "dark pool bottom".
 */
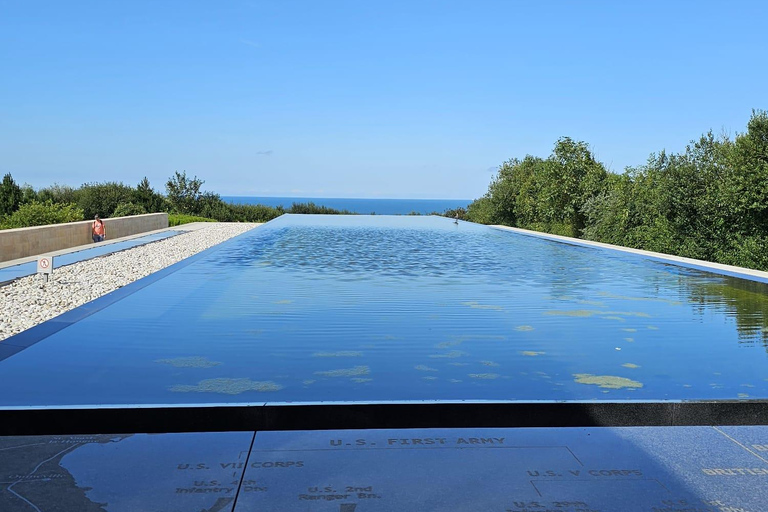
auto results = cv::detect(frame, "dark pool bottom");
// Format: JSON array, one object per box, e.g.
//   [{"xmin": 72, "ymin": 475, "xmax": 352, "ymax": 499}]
[{"xmin": 0, "ymin": 426, "xmax": 765, "ymax": 511}]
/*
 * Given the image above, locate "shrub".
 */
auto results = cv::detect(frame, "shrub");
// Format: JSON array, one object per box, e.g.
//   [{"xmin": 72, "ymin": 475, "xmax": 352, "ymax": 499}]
[
  {"xmin": 168, "ymin": 214, "xmax": 217, "ymax": 226},
  {"xmin": 464, "ymin": 196, "xmax": 494, "ymax": 224},
  {"xmin": 36, "ymin": 183, "xmax": 79, "ymax": 205},
  {"xmin": 225, "ymin": 203, "xmax": 284, "ymax": 222},
  {"xmin": 197, "ymin": 199, "xmax": 284, "ymax": 223},
  {"xmin": 77, "ymin": 182, "xmax": 135, "ymax": 219},
  {"xmin": 20, "ymin": 184, "xmax": 37, "ymax": 204},
  {"xmin": 443, "ymin": 207, "xmax": 467, "ymax": 220},
  {"xmin": 1, "ymin": 200, "xmax": 84, "ymax": 228},
  {"xmin": 112, "ymin": 201, "xmax": 147, "ymax": 218},
  {"xmin": 287, "ymin": 202, "xmax": 353, "ymax": 215}
]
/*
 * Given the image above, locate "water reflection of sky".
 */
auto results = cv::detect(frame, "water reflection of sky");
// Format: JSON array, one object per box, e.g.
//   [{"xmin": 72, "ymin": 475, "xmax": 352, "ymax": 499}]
[{"xmin": 1, "ymin": 214, "xmax": 767, "ymax": 406}]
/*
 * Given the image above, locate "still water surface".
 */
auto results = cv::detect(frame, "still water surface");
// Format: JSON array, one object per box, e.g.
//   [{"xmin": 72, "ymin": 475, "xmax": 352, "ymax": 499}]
[{"xmin": 2, "ymin": 215, "xmax": 767, "ymax": 406}]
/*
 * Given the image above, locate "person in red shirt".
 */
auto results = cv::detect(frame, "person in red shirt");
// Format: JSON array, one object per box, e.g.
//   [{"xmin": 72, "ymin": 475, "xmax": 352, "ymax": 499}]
[{"xmin": 92, "ymin": 215, "xmax": 106, "ymax": 242}]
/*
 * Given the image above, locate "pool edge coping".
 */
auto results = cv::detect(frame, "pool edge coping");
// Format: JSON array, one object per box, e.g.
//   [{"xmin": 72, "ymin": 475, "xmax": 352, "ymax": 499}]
[
  {"xmin": 1, "ymin": 400, "xmax": 767, "ymax": 435},
  {"xmin": 0, "ymin": 223, "xmax": 266, "ymax": 358},
  {"xmin": 491, "ymin": 224, "xmax": 768, "ymax": 284}
]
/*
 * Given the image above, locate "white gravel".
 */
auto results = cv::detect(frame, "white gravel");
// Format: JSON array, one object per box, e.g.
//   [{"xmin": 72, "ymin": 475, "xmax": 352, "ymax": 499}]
[{"xmin": 0, "ymin": 222, "xmax": 259, "ymax": 341}]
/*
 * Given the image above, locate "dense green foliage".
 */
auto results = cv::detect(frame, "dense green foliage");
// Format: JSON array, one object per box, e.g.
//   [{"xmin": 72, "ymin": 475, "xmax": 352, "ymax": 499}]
[
  {"xmin": 29, "ymin": 178, "xmax": 168, "ymax": 220},
  {"xmin": 112, "ymin": 201, "xmax": 148, "ymax": 218},
  {"xmin": 0, "ymin": 200, "xmax": 84, "ymax": 229},
  {"xmin": 0, "ymin": 173, "xmax": 23, "ymax": 216},
  {"xmin": 77, "ymin": 182, "xmax": 136, "ymax": 219},
  {"xmin": 465, "ymin": 138, "xmax": 609, "ymax": 237},
  {"xmin": 467, "ymin": 110, "xmax": 768, "ymax": 271},
  {"xmin": 133, "ymin": 177, "xmax": 167, "ymax": 213},
  {"xmin": 0, "ymin": 170, "xmax": 352, "ymax": 229},
  {"xmin": 168, "ymin": 214, "xmax": 218, "ymax": 226},
  {"xmin": 442, "ymin": 207, "xmax": 467, "ymax": 220},
  {"xmin": 35, "ymin": 183, "xmax": 79, "ymax": 206},
  {"xmin": 165, "ymin": 171, "xmax": 205, "ymax": 215},
  {"xmin": 286, "ymin": 202, "xmax": 354, "ymax": 215}
]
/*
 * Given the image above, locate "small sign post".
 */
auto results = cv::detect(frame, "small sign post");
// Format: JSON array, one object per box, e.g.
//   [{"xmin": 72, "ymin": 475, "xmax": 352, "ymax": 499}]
[{"xmin": 37, "ymin": 255, "xmax": 53, "ymax": 282}]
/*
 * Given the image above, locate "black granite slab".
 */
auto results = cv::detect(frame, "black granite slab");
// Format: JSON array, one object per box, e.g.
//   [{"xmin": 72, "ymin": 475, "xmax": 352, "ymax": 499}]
[
  {"xmin": 4, "ymin": 401, "xmax": 768, "ymax": 437},
  {"xmin": 235, "ymin": 426, "xmax": 768, "ymax": 511},
  {"xmin": 0, "ymin": 431, "xmax": 253, "ymax": 512}
]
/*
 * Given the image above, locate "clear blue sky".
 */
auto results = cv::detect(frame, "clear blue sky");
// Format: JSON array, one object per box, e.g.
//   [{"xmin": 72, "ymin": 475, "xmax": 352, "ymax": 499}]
[{"xmin": 1, "ymin": 1, "xmax": 766, "ymax": 199}]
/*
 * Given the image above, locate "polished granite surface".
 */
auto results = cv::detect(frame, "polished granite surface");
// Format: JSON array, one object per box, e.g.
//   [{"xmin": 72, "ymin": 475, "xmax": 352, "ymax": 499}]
[
  {"xmin": 0, "ymin": 432, "xmax": 253, "ymax": 512},
  {"xmin": 1, "ymin": 426, "xmax": 766, "ymax": 511}
]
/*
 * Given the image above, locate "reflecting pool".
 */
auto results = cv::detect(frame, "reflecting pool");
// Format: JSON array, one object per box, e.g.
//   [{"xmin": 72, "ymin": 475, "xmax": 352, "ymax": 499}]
[{"xmin": 1, "ymin": 215, "xmax": 767, "ymax": 406}]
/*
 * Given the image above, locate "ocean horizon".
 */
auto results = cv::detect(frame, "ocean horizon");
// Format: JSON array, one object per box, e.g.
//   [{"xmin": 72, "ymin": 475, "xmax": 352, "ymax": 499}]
[{"xmin": 222, "ymin": 196, "xmax": 472, "ymax": 215}]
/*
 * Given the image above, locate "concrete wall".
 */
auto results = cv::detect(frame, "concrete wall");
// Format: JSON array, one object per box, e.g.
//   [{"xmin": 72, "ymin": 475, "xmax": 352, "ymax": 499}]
[{"xmin": 0, "ymin": 213, "xmax": 169, "ymax": 263}]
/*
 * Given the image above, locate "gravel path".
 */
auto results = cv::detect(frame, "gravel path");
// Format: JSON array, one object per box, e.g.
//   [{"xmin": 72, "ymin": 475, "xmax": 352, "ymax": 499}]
[{"xmin": 0, "ymin": 222, "xmax": 259, "ymax": 341}]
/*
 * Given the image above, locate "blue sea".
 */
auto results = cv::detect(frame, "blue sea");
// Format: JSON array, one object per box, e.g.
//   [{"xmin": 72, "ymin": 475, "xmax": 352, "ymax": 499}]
[{"xmin": 222, "ymin": 196, "xmax": 471, "ymax": 215}]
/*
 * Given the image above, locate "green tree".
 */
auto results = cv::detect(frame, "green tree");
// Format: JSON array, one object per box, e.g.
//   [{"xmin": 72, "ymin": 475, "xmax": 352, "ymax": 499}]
[
  {"xmin": 77, "ymin": 182, "xmax": 135, "ymax": 219},
  {"xmin": 537, "ymin": 137, "xmax": 608, "ymax": 236},
  {"xmin": 197, "ymin": 191, "xmax": 230, "ymax": 219},
  {"xmin": 712, "ymin": 110, "xmax": 768, "ymax": 268},
  {"xmin": 465, "ymin": 196, "xmax": 495, "ymax": 224},
  {"xmin": 484, "ymin": 159, "xmax": 523, "ymax": 226},
  {"xmin": 20, "ymin": 183, "xmax": 37, "ymax": 204},
  {"xmin": 727, "ymin": 110, "xmax": 768, "ymax": 236},
  {"xmin": 469, "ymin": 109, "xmax": 768, "ymax": 272},
  {"xmin": 133, "ymin": 177, "xmax": 167, "ymax": 213},
  {"xmin": 465, "ymin": 157, "xmax": 544, "ymax": 227},
  {"xmin": 468, "ymin": 139, "xmax": 608, "ymax": 237},
  {"xmin": 166, "ymin": 171, "xmax": 205, "ymax": 215},
  {"xmin": 0, "ymin": 173, "xmax": 23, "ymax": 216},
  {"xmin": 499, "ymin": 156, "xmax": 544, "ymax": 228},
  {"xmin": 37, "ymin": 183, "xmax": 78, "ymax": 205}
]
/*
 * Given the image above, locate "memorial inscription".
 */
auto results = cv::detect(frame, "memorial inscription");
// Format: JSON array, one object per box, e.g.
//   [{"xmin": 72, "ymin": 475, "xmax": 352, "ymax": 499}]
[
  {"xmin": 0, "ymin": 432, "xmax": 253, "ymax": 512},
  {"xmin": 2, "ymin": 427, "xmax": 767, "ymax": 510},
  {"xmin": 232, "ymin": 427, "xmax": 768, "ymax": 511}
]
